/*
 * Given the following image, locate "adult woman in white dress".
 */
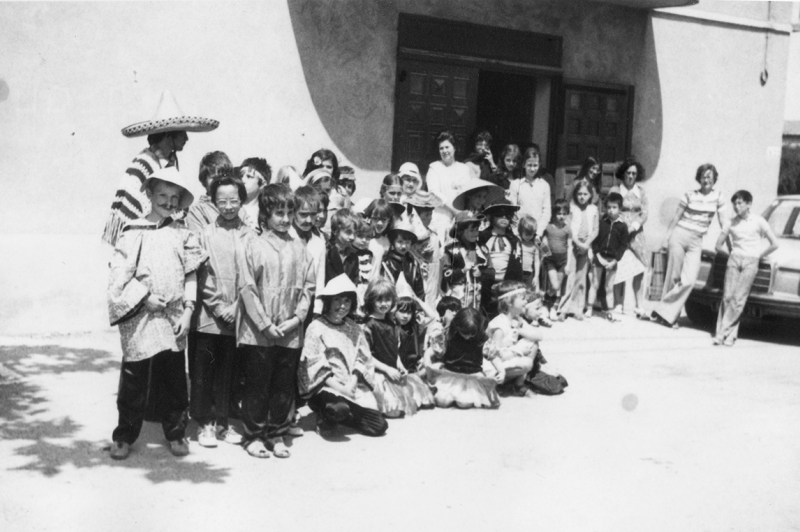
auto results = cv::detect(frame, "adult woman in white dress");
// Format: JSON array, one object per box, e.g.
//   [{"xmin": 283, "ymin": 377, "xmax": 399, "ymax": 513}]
[{"xmin": 425, "ymin": 130, "xmax": 473, "ymax": 238}]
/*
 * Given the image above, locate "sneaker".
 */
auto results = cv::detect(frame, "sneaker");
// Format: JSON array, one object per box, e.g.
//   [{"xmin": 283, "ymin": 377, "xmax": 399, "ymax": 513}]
[
  {"xmin": 613, "ymin": 305, "xmax": 623, "ymax": 315},
  {"xmin": 549, "ymin": 307, "xmax": 559, "ymax": 321},
  {"xmin": 197, "ymin": 423, "xmax": 218, "ymax": 448},
  {"xmin": 723, "ymin": 339, "xmax": 735, "ymax": 347},
  {"xmin": 286, "ymin": 423, "xmax": 304, "ymax": 438},
  {"xmin": 110, "ymin": 441, "xmax": 130, "ymax": 461},
  {"xmin": 168, "ymin": 438, "xmax": 190, "ymax": 457},
  {"xmin": 218, "ymin": 426, "xmax": 243, "ymax": 445},
  {"xmin": 712, "ymin": 337, "xmax": 722, "ymax": 346},
  {"xmin": 583, "ymin": 308, "xmax": 592, "ymax": 318}
]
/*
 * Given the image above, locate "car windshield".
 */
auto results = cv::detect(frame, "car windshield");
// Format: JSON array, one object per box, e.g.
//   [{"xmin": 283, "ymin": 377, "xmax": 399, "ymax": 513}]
[{"xmin": 764, "ymin": 199, "xmax": 800, "ymax": 238}]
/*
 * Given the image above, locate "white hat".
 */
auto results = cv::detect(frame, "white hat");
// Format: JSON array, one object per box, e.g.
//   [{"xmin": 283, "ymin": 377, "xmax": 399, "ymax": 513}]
[
  {"xmin": 398, "ymin": 162, "xmax": 421, "ymax": 180},
  {"xmin": 318, "ymin": 273, "xmax": 358, "ymax": 298},
  {"xmin": 140, "ymin": 166, "xmax": 194, "ymax": 209},
  {"xmin": 122, "ymin": 91, "xmax": 219, "ymax": 138},
  {"xmin": 395, "ymin": 273, "xmax": 416, "ymax": 300},
  {"xmin": 303, "ymin": 168, "xmax": 333, "ymax": 187}
]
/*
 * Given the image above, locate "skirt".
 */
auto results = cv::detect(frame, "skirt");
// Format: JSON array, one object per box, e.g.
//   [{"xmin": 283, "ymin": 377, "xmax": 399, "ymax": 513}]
[
  {"xmin": 425, "ymin": 367, "xmax": 500, "ymax": 409},
  {"xmin": 373, "ymin": 373, "xmax": 419, "ymax": 416}
]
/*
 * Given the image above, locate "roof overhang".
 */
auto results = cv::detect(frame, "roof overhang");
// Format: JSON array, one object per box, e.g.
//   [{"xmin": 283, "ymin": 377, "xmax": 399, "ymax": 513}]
[{"xmin": 584, "ymin": 0, "xmax": 698, "ymax": 9}]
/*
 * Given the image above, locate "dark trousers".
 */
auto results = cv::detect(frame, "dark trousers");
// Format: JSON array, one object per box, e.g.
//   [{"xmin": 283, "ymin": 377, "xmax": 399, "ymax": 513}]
[
  {"xmin": 113, "ymin": 350, "xmax": 189, "ymax": 444},
  {"xmin": 308, "ymin": 391, "xmax": 388, "ymax": 437},
  {"xmin": 190, "ymin": 332, "xmax": 238, "ymax": 426},
  {"xmin": 241, "ymin": 345, "xmax": 300, "ymax": 443}
]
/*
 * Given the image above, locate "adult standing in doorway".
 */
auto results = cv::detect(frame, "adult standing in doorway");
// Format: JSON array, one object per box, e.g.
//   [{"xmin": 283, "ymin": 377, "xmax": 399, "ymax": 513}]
[
  {"xmin": 649, "ymin": 163, "xmax": 726, "ymax": 328},
  {"xmin": 426, "ymin": 130, "xmax": 473, "ymax": 238},
  {"xmin": 102, "ymin": 91, "xmax": 219, "ymax": 246}
]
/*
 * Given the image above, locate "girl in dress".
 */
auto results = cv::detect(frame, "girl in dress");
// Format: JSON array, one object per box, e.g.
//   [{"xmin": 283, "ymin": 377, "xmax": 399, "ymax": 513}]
[
  {"xmin": 558, "ymin": 182, "xmax": 598, "ymax": 321},
  {"xmin": 425, "ymin": 307, "xmax": 502, "ymax": 409},
  {"xmin": 299, "ymin": 274, "xmax": 388, "ymax": 437},
  {"xmin": 362, "ymin": 279, "xmax": 434, "ymax": 416}
]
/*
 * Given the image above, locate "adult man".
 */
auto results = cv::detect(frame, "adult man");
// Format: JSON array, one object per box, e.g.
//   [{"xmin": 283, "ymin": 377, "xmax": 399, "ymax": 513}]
[{"xmin": 102, "ymin": 91, "xmax": 218, "ymax": 246}]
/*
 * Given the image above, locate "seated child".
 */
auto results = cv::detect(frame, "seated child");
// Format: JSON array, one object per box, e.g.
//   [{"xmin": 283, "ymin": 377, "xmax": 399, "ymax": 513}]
[
  {"xmin": 423, "ymin": 296, "xmax": 462, "ymax": 370},
  {"xmin": 588, "ymin": 192, "xmax": 628, "ymax": 321},
  {"xmin": 107, "ymin": 167, "xmax": 206, "ymax": 460},
  {"xmin": 380, "ymin": 217, "xmax": 425, "ymax": 300},
  {"xmin": 192, "ymin": 173, "xmax": 254, "ymax": 447},
  {"xmin": 299, "ymin": 274, "xmax": 388, "ymax": 437},
  {"xmin": 425, "ymin": 307, "xmax": 502, "ymax": 409},
  {"xmin": 238, "ymin": 184, "xmax": 316, "ymax": 459},
  {"xmin": 361, "ymin": 279, "xmax": 434, "ymax": 417},
  {"xmin": 485, "ymin": 282, "xmax": 539, "ymax": 397}
]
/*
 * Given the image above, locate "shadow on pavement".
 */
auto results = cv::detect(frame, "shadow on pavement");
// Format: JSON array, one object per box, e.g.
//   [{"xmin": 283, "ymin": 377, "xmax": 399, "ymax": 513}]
[{"xmin": 0, "ymin": 344, "xmax": 230, "ymax": 484}]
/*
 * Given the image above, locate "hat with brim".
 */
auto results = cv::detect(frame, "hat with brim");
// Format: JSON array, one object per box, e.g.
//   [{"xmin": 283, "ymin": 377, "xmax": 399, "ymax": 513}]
[
  {"xmin": 448, "ymin": 210, "xmax": 485, "ymax": 238},
  {"xmin": 389, "ymin": 201, "xmax": 406, "ymax": 217},
  {"xmin": 140, "ymin": 166, "xmax": 195, "ymax": 209},
  {"xmin": 388, "ymin": 217, "xmax": 418, "ymax": 243},
  {"xmin": 122, "ymin": 91, "xmax": 219, "ymax": 138},
  {"xmin": 405, "ymin": 190, "xmax": 443, "ymax": 209},
  {"xmin": 353, "ymin": 197, "xmax": 372, "ymax": 216},
  {"xmin": 451, "ymin": 179, "xmax": 504, "ymax": 211},
  {"xmin": 398, "ymin": 162, "xmax": 421, "ymax": 181},
  {"xmin": 304, "ymin": 168, "xmax": 333, "ymax": 187},
  {"xmin": 482, "ymin": 198, "xmax": 520, "ymax": 217},
  {"xmin": 319, "ymin": 273, "xmax": 358, "ymax": 298}
]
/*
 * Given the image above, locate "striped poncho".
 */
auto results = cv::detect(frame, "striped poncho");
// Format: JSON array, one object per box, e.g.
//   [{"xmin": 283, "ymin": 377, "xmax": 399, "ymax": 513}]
[{"xmin": 102, "ymin": 148, "xmax": 173, "ymax": 246}]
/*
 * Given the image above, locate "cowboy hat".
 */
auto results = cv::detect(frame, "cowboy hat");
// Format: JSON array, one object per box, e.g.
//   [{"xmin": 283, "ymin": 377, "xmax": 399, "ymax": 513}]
[
  {"xmin": 448, "ymin": 210, "xmax": 485, "ymax": 238},
  {"xmin": 451, "ymin": 179, "xmax": 504, "ymax": 211},
  {"xmin": 121, "ymin": 91, "xmax": 219, "ymax": 138},
  {"xmin": 140, "ymin": 166, "xmax": 195, "ymax": 209},
  {"xmin": 482, "ymin": 197, "xmax": 520, "ymax": 217},
  {"xmin": 405, "ymin": 190, "xmax": 443, "ymax": 209}
]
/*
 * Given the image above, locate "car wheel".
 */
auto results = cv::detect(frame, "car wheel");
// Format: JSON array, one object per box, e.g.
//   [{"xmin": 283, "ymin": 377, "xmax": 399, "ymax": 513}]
[{"xmin": 685, "ymin": 299, "xmax": 716, "ymax": 330}]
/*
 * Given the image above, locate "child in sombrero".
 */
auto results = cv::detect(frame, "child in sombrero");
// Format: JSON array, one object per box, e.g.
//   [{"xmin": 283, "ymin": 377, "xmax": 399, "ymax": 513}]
[{"xmin": 107, "ymin": 166, "xmax": 207, "ymax": 460}]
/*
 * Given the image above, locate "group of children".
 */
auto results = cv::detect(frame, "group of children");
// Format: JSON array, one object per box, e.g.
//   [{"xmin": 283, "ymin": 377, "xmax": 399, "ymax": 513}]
[{"xmin": 106, "ymin": 145, "xmax": 588, "ymax": 461}]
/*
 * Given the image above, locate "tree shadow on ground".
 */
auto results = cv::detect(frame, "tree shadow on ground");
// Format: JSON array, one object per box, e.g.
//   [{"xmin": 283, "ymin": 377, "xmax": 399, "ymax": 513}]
[{"xmin": 0, "ymin": 344, "xmax": 230, "ymax": 484}]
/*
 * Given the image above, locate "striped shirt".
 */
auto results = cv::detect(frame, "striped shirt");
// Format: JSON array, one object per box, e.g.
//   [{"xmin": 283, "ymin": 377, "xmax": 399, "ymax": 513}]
[{"xmin": 677, "ymin": 188, "xmax": 725, "ymax": 235}]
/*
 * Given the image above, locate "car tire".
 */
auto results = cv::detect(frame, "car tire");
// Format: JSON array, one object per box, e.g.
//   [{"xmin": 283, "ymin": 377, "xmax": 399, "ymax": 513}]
[{"xmin": 685, "ymin": 299, "xmax": 716, "ymax": 330}]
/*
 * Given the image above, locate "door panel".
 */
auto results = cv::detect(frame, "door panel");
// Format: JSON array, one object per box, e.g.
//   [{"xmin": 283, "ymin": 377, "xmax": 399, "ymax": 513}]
[{"xmin": 393, "ymin": 58, "xmax": 479, "ymax": 174}]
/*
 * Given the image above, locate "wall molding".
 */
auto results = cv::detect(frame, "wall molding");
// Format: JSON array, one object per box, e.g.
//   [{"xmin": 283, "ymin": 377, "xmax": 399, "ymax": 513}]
[{"xmin": 654, "ymin": 7, "xmax": 792, "ymax": 35}]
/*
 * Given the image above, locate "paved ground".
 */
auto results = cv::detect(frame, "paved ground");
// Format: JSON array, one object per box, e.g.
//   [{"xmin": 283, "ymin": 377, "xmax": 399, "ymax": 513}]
[{"xmin": 1, "ymin": 312, "xmax": 799, "ymax": 532}]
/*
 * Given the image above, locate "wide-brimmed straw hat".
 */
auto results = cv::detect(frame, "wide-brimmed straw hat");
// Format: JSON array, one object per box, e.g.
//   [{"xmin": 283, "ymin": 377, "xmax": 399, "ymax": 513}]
[
  {"xmin": 482, "ymin": 198, "xmax": 520, "ymax": 217},
  {"xmin": 405, "ymin": 190, "xmax": 443, "ymax": 209},
  {"xmin": 318, "ymin": 273, "xmax": 358, "ymax": 298},
  {"xmin": 451, "ymin": 179, "xmax": 504, "ymax": 211},
  {"xmin": 121, "ymin": 91, "xmax": 219, "ymax": 138},
  {"xmin": 140, "ymin": 166, "xmax": 195, "ymax": 209}
]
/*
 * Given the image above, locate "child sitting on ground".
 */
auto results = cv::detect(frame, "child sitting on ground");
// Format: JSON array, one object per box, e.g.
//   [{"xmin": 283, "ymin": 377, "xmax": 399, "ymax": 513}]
[
  {"xmin": 485, "ymin": 282, "xmax": 540, "ymax": 397},
  {"xmin": 423, "ymin": 296, "xmax": 461, "ymax": 370},
  {"xmin": 107, "ymin": 167, "xmax": 206, "ymax": 460},
  {"xmin": 588, "ymin": 192, "xmax": 628, "ymax": 321},
  {"xmin": 425, "ymin": 307, "xmax": 502, "ymax": 409}
]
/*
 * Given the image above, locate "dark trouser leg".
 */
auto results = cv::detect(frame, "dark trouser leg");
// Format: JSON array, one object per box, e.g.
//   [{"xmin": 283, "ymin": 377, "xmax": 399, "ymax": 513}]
[
  {"xmin": 228, "ymin": 349, "xmax": 245, "ymax": 420},
  {"xmin": 151, "ymin": 350, "xmax": 189, "ymax": 442},
  {"xmin": 241, "ymin": 346, "xmax": 275, "ymax": 444},
  {"xmin": 266, "ymin": 347, "xmax": 300, "ymax": 439},
  {"xmin": 213, "ymin": 336, "xmax": 236, "ymax": 425},
  {"xmin": 190, "ymin": 332, "xmax": 217, "ymax": 425},
  {"xmin": 308, "ymin": 391, "xmax": 388, "ymax": 437},
  {"xmin": 112, "ymin": 357, "xmax": 151, "ymax": 445}
]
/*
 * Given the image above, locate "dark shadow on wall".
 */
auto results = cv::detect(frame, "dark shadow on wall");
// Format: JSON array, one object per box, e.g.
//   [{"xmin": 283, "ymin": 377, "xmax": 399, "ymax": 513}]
[
  {"xmin": 288, "ymin": 0, "xmax": 397, "ymax": 171},
  {"xmin": 0, "ymin": 345, "xmax": 230, "ymax": 483}
]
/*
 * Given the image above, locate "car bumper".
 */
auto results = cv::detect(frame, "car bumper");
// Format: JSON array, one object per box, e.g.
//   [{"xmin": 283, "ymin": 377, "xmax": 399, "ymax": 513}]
[{"xmin": 688, "ymin": 285, "xmax": 800, "ymax": 319}]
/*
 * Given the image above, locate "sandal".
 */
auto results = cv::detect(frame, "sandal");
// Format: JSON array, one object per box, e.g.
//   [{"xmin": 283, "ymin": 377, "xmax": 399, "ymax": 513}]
[
  {"xmin": 269, "ymin": 437, "xmax": 290, "ymax": 459},
  {"xmin": 245, "ymin": 440, "xmax": 270, "ymax": 459}
]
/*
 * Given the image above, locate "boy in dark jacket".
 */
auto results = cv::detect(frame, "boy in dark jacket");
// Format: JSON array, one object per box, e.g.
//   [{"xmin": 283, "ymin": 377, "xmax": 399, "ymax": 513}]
[{"xmin": 588, "ymin": 192, "xmax": 628, "ymax": 320}]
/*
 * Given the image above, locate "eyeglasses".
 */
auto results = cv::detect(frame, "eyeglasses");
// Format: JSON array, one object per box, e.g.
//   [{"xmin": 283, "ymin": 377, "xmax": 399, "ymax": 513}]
[{"xmin": 217, "ymin": 200, "xmax": 241, "ymax": 208}]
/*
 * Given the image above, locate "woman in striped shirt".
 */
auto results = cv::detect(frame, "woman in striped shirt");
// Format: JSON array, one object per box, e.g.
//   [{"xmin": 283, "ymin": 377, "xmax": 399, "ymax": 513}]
[{"xmin": 649, "ymin": 163, "xmax": 726, "ymax": 328}]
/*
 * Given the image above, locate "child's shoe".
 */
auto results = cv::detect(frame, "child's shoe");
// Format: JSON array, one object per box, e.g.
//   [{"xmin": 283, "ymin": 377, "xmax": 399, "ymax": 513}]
[
  {"xmin": 168, "ymin": 438, "xmax": 190, "ymax": 457},
  {"xmin": 286, "ymin": 423, "xmax": 304, "ymax": 437},
  {"xmin": 197, "ymin": 423, "xmax": 218, "ymax": 448},
  {"xmin": 549, "ymin": 307, "xmax": 559, "ymax": 321},
  {"xmin": 582, "ymin": 308, "xmax": 592, "ymax": 319},
  {"xmin": 109, "ymin": 441, "xmax": 130, "ymax": 461},
  {"xmin": 537, "ymin": 317, "xmax": 552, "ymax": 328},
  {"xmin": 218, "ymin": 425, "xmax": 243, "ymax": 445},
  {"xmin": 712, "ymin": 337, "xmax": 722, "ymax": 346},
  {"xmin": 606, "ymin": 311, "xmax": 620, "ymax": 323}
]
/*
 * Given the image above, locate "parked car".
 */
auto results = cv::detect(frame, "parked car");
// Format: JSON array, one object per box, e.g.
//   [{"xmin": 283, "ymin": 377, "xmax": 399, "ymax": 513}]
[{"xmin": 684, "ymin": 195, "xmax": 800, "ymax": 328}]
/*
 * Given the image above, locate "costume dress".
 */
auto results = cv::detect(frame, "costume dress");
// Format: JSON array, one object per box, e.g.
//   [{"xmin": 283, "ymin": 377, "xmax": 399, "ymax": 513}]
[
  {"xmin": 299, "ymin": 317, "xmax": 388, "ymax": 436},
  {"xmin": 381, "ymin": 250, "xmax": 425, "ymax": 300},
  {"xmin": 425, "ymin": 332, "xmax": 500, "ymax": 409},
  {"xmin": 442, "ymin": 240, "xmax": 492, "ymax": 310},
  {"xmin": 558, "ymin": 203, "xmax": 598, "ymax": 317}
]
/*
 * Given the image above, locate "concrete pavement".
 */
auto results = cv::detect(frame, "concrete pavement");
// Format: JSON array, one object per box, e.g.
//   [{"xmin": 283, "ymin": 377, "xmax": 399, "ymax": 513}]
[{"xmin": 1, "ymin": 313, "xmax": 799, "ymax": 532}]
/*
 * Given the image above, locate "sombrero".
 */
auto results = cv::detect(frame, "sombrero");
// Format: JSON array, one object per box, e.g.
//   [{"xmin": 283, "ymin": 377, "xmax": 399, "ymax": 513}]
[
  {"xmin": 140, "ymin": 166, "xmax": 195, "ymax": 209},
  {"xmin": 451, "ymin": 179, "xmax": 504, "ymax": 211},
  {"xmin": 122, "ymin": 91, "xmax": 219, "ymax": 138}
]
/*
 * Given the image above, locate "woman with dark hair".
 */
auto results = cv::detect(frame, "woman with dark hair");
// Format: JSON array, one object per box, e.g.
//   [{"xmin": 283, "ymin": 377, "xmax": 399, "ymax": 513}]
[
  {"xmin": 648, "ymin": 163, "xmax": 726, "ymax": 328},
  {"xmin": 566, "ymin": 157, "xmax": 602, "ymax": 206},
  {"xmin": 303, "ymin": 148, "xmax": 340, "ymax": 184},
  {"xmin": 609, "ymin": 158, "xmax": 648, "ymax": 317},
  {"xmin": 464, "ymin": 129, "xmax": 498, "ymax": 182},
  {"xmin": 426, "ymin": 130, "xmax": 473, "ymax": 236}
]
